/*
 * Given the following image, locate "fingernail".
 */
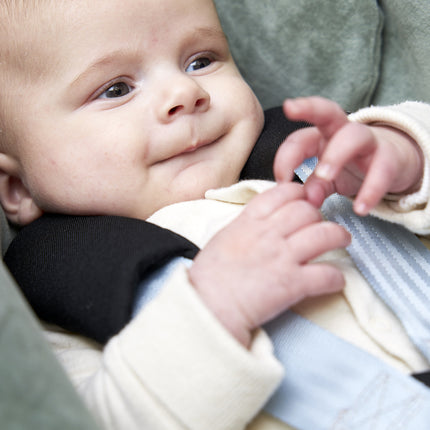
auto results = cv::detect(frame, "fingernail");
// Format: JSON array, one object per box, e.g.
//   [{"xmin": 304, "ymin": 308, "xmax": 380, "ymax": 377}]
[
  {"xmin": 354, "ymin": 202, "xmax": 369, "ymax": 216},
  {"xmin": 315, "ymin": 163, "xmax": 333, "ymax": 180},
  {"xmin": 285, "ymin": 99, "xmax": 300, "ymax": 115}
]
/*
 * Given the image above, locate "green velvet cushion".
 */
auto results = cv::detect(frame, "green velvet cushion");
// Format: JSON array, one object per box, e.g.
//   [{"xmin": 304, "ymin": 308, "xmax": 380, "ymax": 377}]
[
  {"xmin": 0, "ymin": 262, "xmax": 101, "ymax": 429},
  {"xmin": 215, "ymin": 0, "xmax": 430, "ymax": 111},
  {"xmin": 215, "ymin": 0, "xmax": 382, "ymax": 111},
  {"xmin": 371, "ymin": 0, "xmax": 430, "ymax": 107}
]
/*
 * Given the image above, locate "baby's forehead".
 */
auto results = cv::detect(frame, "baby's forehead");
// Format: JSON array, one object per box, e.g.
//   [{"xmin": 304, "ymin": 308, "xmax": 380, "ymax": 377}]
[{"xmin": 1, "ymin": 0, "xmax": 223, "ymax": 86}]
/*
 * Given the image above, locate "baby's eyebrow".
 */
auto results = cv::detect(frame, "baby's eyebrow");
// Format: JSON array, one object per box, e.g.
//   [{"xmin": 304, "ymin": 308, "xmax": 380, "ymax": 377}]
[
  {"xmin": 69, "ymin": 27, "xmax": 227, "ymax": 90},
  {"xmin": 69, "ymin": 50, "xmax": 140, "ymax": 90},
  {"xmin": 186, "ymin": 27, "xmax": 227, "ymax": 43},
  {"xmin": 181, "ymin": 26, "xmax": 229, "ymax": 52}
]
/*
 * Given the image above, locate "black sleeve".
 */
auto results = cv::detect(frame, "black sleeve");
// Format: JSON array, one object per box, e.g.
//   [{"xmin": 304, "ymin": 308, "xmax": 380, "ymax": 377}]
[
  {"xmin": 240, "ymin": 106, "xmax": 309, "ymax": 181},
  {"xmin": 4, "ymin": 214, "xmax": 199, "ymax": 344}
]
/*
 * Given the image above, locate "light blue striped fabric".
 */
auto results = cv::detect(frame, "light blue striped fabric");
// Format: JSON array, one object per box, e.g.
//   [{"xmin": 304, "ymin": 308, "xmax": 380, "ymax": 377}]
[
  {"xmin": 260, "ymin": 157, "xmax": 430, "ymax": 429},
  {"xmin": 264, "ymin": 312, "xmax": 430, "ymax": 430},
  {"xmin": 298, "ymin": 157, "xmax": 430, "ymax": 362},
  {"xmin": 322, "ymin": 195, "xmax": 430, "ymax": 362}
]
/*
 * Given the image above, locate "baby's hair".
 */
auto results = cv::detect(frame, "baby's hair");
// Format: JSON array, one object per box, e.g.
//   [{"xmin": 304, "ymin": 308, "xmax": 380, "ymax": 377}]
[
  {"xmin": 0, "ymin": 0, "xmax": 60, "ymax": 150},
  {"xmin": 0, "ymin": 0, "xmax": 45, "ymax": 27},
  {"xmin": 0, "ymin": 0, "xmax": 63, "ymax": 64},
  {"xmin": 0, "ymin": 0, "xmax": 51, "ymax": 13},
  {"xmin": 0, "ymin": 0, "xmax": 56, "ymax": 57},
  {"xmin": 0, "ymin": 1, "xmax": 30, "ymax": 150}
]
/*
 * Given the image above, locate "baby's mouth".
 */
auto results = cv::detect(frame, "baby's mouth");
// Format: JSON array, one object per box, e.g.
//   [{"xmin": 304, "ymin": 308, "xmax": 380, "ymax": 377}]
[
  {"xmin": 183, "ymin": 135, "xmax": 222, "ymax": 154},
  {"xmin": 168, "ymin": 134, "xmax": 224, "ymax": 160},
  {"xmin": 153, "ymin": 129, "xmax": 226, "ymax": 165}
]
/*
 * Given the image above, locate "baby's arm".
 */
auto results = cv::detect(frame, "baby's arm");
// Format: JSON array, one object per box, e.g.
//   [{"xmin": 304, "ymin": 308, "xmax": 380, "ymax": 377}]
[
  {"xmin": 189, "ymin": 182, "xmax": 350, "ymax": 347},
  {"xmin": 45, "ymin": 181, "xmax": 349, "ymax": 430},
  {"xmin": 274, "ymin": 97, "xmax": 425, "ymax": 216},
  {"xmin": 47, "ymin": 267, "xmax": 285, "ymax": 430}
]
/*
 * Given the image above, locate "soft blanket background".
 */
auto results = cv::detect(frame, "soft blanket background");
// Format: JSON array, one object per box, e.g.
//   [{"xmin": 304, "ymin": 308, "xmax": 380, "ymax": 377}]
[{"xmin": 215, "ymin": 0, "xmax": 430, "ymax": 111}]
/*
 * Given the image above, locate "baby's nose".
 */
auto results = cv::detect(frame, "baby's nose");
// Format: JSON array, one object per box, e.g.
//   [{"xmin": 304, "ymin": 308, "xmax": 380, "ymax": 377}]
[{"xmin": 157, "ymin": 76, "xmax": 210, "ymax": 123}]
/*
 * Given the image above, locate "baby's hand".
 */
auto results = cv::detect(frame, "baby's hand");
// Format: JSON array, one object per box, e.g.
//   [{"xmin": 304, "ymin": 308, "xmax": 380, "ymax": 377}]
[
  {"xmin": 188, "ymin": 182, "xmax": 350, "ymax": 347},
  {"xmin": 274, "ymin": 96, "xmax": 424, "ymax": 215}
]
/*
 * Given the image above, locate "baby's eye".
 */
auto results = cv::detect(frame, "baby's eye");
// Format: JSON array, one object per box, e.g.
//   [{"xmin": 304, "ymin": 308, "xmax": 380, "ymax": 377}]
[
  {"xmin": 186, "ymin": 57, "xmax": 212, "ymax": 72},
  {"xmin": 99, "ymin": 82, "xmax": 133, "ymax": 99}
]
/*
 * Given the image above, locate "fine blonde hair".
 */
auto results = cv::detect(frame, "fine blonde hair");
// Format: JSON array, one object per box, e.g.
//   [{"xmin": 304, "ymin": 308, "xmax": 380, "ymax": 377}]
[{"xmin": 0, "ymin": 0, "xmax": 60, "ymax": 151}]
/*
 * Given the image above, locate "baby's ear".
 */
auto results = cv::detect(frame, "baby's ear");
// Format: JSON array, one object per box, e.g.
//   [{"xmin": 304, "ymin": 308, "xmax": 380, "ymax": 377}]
[{"xmin": 0, "ymin": 154, "xmax": 43, "ymax": 225}]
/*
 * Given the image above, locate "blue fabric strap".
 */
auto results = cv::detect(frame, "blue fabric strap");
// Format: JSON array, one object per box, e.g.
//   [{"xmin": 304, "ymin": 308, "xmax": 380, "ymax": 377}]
[
  {"xmin": 322, "ymin": 195, "xmax": 430, "ymax": 362},
  {"xmin": 260, "ymin": 157, "xmax": 430, "ymax": 429},
  {"xmin": 264, "ymin": 312, "xmax": 430, "ymax": 430},
  {"xmin": 297, "ymin": 157, "xmax": 430, "ymax": 362}
]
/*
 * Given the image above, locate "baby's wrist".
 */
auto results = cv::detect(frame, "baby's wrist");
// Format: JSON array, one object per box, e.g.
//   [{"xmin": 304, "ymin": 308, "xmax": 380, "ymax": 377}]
[
  {"xmin": 187, "ymin": 266, "xmax": 252, "ymax": 348},
  {"xmin": 372, "ymin": 125, "xmax": 424, "ymax": 194}
]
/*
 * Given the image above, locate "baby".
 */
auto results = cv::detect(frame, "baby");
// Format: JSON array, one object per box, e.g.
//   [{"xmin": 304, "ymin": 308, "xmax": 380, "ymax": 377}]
[{"xmin": 1, "ymin": 0, "xmax": 430, "ymax": 429}]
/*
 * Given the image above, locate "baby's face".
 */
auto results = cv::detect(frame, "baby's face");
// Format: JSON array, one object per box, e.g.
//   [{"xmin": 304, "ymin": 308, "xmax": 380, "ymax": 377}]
[{"xmin": 3, "ymin": 0, "xmax": 263, "ymax": 222}]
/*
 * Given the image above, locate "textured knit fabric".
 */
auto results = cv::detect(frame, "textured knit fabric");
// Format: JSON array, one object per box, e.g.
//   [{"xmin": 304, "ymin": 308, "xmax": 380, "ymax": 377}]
[{"xmin": 4, "ymin": 215, "xmax": 199, "ymax": 344}]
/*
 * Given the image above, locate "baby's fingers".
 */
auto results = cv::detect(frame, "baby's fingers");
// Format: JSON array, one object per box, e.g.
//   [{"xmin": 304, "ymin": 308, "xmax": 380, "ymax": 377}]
[
  {"xmin": 286, "ymin": 221, "xmax": 351, "ymax": 264},
  {"xmin": 352, "ymin": 149, "xmax": 399, "ymax": 215},
  {"xmin": 299, "ymin": 263, "xmax": 346, "ymax": 298},
  {"xmin": 274, "ymin": 127, "xmax": 321, "ymax": 182},
  {"xmin": 283, "ymin": 96, "xmax": 349, "ymax": 141},
  {"xmin": 312, "ymin": 122, "xmax": 375, "ymax": 183},
  {"xmin": 245, "ymin": 182, "xmax": 306, "ymax": 219}
]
